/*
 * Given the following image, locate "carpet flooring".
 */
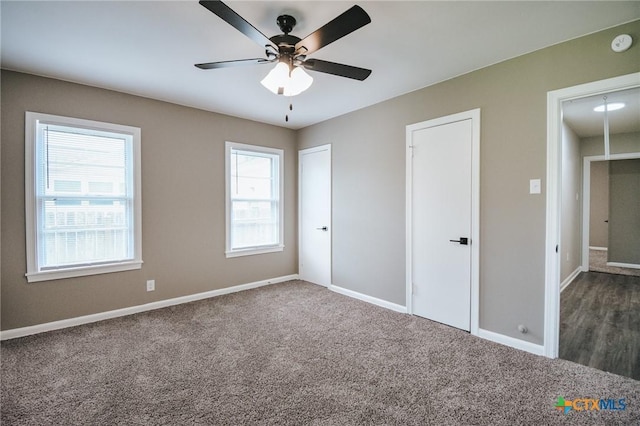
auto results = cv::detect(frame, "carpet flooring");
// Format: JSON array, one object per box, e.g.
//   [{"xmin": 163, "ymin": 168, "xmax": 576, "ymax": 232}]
[
  {"xmin": 2, "ymin": 281, "xmax": 639, "ymax": 425},
  {"xmin": 590, "ymin": 249, "xmax": 640, "ymax": 277}
]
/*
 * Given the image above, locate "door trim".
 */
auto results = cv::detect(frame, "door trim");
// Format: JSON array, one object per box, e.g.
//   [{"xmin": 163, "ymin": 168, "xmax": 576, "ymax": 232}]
[
  {"xmin": 298, "ymin": 144, "xmax": 332, "ymax": 286},
  {"xmin": 405, "ymin": 108, "xmax": 480, "ymax": 335},
  {"xmin": 544, "ymin": 72, "xmax": 640, "ymax": 358},
  {"xmin": 581, "ymin": 153, "xmax": 640, "ymax": 272}
]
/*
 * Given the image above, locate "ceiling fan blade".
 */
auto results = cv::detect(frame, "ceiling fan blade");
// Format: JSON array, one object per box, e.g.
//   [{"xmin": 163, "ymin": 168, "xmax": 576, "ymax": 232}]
[
  {"xmin": 199, "ymin": 0, "xmax": 276, "ymax": 49},
  {"xmin": 295, "ymin": 5, "xmax": 371, "ymax": 56},
  {"xmin": 301, "ymin": 59, "xmax": 371, "ymax": 81},
  {"xmin": 195, "ymin": 58, "xmax": 272, "ymax": 70}
]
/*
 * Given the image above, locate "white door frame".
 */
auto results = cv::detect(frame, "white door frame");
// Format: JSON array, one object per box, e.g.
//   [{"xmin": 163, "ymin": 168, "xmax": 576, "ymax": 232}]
[
  {"xmin": 581, "ymin": 153, "xmax": 640, "ymax": 271},
  {"xmin": 298, "ymin": 144, "xmax": 332, "ymax": 286},
  {"xmin": 544, "ymin": 72, "xmax": 640, "ymax": 358},
  {"xmin": 406, "ymin": 108, "xmax": 480, "ymax": 335}
]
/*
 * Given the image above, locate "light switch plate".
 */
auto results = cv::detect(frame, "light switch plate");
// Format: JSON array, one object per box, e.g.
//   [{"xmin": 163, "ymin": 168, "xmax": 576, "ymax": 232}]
[{"xmin": 529, "ymin": 179, "xmax": 541, "ymax": 194}]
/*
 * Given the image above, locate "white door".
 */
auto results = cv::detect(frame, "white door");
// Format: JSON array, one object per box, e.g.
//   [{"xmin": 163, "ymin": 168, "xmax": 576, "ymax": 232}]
[
  {"xmin": 299, "ymin": 145, "xmax": 331, "ymax": 286},
  {"xmin": 408, "ymin": 111, "xmax": 479, "ymax": 332}
]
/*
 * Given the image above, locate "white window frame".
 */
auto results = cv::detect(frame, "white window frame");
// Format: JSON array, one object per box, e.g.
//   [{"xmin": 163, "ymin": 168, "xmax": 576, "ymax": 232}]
[
  {"xmin": 25, "ymin": 112, "xmax": 143, "ymax": 282},
  {"xmin": 225, "ymin": 141, "xmax": 284, "ymax": 258}
]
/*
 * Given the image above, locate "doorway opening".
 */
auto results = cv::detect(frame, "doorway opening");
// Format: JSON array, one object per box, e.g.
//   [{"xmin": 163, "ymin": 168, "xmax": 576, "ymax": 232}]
[
  {"xmin": 581, "ymin": 155, "xmax": 640, "ymax": 277},
  {"xmin": 544, "ymin": 72, "xmax": 640, "ymax": 366},
  {"xmin": 560, "ymin": 152, "xmax": 640, "ymax": 379}
]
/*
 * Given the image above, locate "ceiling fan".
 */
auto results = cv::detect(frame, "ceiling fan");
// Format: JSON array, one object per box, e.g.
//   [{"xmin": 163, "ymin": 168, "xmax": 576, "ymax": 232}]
[{"xmin": 195, "ymin": 0, "xmax": 372, "ymax": 97}]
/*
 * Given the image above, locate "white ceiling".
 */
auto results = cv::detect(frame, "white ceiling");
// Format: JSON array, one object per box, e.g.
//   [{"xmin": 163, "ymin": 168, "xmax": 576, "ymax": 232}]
[
  {"xmin": 2, "ymin": 1, "xmax": 639, "ymax": 129},
  {"xmin": 563, "ymin": 87, "xmax": 640, "ymax": 138}
]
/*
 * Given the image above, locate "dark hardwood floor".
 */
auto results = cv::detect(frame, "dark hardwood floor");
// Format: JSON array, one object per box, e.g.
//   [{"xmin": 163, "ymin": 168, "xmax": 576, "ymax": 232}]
[{"xmin": 560, "ymin": 271, "xmax": 640, "ymax": 380}]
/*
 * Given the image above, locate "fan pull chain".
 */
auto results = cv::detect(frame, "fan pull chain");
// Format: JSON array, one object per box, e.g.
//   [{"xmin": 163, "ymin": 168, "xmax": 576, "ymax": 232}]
[{"xmin": 285, "ymin": 102, "xmax": 293, "ymax": 122}]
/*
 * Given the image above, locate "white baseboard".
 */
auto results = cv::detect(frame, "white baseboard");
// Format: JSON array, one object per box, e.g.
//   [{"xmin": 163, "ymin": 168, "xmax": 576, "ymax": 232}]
[
  {"xmin": 328, "ymin": 285, "xmax": 544, "ymax": 357},
  {"xmin": 0, "ymin": 274, "xmax": 299, "ymax": 341},
  {"xmin": 329, "ymin": 284, "xmax": 407, "ymax": 314},
  {"xmin": 560, "ymin": 267, "xmax": 582, "ymax": 293},
  {"xmin": 606, "ymin": 261, "xmax": 640, "ymax": 270},
  {"xmin": 328, "ymin": 285, "xmax": 546, "ymax": 356},
  {"xmin": 589, "ymin": 246, "xmax": 608, "ymax": 251},
  {"xmin": 477, "ymin": 328, "xmax": 545, "ymax": 356},
  {"xmin": 327, "ymin": 286, "xmax": 542, "ymax": 356}
]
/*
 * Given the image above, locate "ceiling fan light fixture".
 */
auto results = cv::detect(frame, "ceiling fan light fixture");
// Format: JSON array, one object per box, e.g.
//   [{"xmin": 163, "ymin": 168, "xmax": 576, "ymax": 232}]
[
  {"xmin": 288, "ymin": 66, "xmax": 313, "ymax": 96},
  {"xmin": 593, "ymin": 102, "xmax": 625, "ymax": 112},
  {"xmin": 261, "ymin": 62, "xmax": 313, "ymax": 96}
]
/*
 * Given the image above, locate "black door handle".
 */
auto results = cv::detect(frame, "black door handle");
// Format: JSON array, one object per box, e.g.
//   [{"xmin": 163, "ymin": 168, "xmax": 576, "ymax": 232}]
[
  {"xmin": 449, "ymin": 237, "xmax": 469, "ymax": 245},
  {"xmin": 316, "ymin": 226, "xmax": 328, "ymax": 231}
]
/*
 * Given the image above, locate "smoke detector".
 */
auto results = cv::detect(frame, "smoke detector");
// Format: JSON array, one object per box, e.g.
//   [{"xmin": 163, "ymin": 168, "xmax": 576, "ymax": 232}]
[{"xmin": 611, "ymin": 34, "xmax": 632, "ymax": 53}]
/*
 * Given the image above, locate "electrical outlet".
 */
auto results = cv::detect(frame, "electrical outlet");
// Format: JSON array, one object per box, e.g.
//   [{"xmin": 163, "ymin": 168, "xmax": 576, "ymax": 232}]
[{"xmin": 146, "ymin": 280, "xmax": 155, "ymax": 292}]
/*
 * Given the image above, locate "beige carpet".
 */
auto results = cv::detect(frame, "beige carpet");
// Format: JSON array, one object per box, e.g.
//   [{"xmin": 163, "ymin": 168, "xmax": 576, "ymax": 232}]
[
  {"xmin": 2, "ymin": 281, "xmax": 639, "ymax": 425},
  {"xmin": 589, "ymin": 249, "xmax": 640, "ymax": 277}
]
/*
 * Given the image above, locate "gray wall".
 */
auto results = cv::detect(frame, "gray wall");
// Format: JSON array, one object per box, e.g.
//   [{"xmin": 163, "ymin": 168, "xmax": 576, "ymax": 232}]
[
  {"xmin": 581, "ymin": 131, "xmax": 640, "ymax": 157},
  {"xmin": 608, "ymin": 159, "xmax": 640, "ymax": 265},
  {"xmin": 589, "ymin": 161, "xmax": 610, "ymax": 248},
  {"xmin": 1, "ymin": 71, "xmax": 298, "ymax": 330},
  {"xmin": 2, "ymin": 21, "xmax": 639, "ymax": 343},
  {"xmin": 560, "ymin": 123, "xmax": 582, "ymax": 282},
  {"xmin": 298, "ymin": 20, "xmax": 640, "ymax": 345}
]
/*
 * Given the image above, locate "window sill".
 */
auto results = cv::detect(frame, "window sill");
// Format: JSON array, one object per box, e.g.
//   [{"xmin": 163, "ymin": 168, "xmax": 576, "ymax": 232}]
[
  {"xmin": 225, "ymin": 245, "xmax": 284, "ymax": 258},
  {"xmin": 26, "ymin": 260, "xmax": 143, "ymax": 283}
]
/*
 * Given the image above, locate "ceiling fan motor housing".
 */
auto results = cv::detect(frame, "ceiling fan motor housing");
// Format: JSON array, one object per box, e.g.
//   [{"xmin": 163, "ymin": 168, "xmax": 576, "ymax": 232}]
[
  {"xmin": 276, "ymin": 15, "xmax": 296, "ymax": 34},
  {"xmin": 269, "ymin": 33, "xmax": 306, "ymax": 69}
]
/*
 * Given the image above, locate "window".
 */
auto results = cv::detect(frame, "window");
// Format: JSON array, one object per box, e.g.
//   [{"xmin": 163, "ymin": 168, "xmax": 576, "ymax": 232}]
[
  {"xmin": 225, "ymin": 141, "xmax": 284, "ymax": 257},
  {"xmin": 25, "ymin": 112, "xmax": 142, "ymax": 282}
]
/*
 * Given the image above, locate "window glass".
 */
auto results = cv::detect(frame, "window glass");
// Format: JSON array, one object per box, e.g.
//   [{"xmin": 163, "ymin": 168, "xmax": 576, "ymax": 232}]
[
  {"xmin": 25, "ymin": 112, "xmax": 142, "ymax": 282},
  {"xmin": 226, "ymin": 142, "xmax": 283, "ymax": 257}
]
